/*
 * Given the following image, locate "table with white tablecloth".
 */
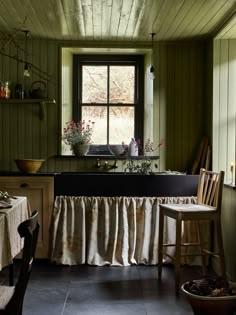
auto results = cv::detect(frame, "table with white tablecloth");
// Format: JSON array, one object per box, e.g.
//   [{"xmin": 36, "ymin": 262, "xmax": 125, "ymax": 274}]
[
  {"xmin": 49, "ymin": 195, "xmax": 208, "ymax": 266},
  {"xmin": 0, "ymin": 196, "xmax": 31, "ymax": 271}
]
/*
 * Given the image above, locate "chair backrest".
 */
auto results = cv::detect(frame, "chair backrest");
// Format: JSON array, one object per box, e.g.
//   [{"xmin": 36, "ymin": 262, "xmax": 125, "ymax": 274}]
[
  {"xmin": 4, "ymin": 211, "xmax": 39, "ymax": 315},
  {"xmin": 197, "ymin": 168, "xmax": 225, "ymax": 209}
]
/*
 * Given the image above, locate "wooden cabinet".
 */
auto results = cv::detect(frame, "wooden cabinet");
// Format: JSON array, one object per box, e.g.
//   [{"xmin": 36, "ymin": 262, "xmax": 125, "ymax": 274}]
[{"xmin": 0, "ymin": 176, "xmax": 54, "ymax": 258}]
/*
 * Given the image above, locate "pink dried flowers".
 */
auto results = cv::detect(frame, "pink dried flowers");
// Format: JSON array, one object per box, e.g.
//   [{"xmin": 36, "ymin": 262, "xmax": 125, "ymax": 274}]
[{"xmin": 63, "ymin": 120, "xmax": 95, "ymax": 146}]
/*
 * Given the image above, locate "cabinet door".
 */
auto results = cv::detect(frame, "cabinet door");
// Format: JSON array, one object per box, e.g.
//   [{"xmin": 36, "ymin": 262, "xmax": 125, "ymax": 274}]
[{"xmin": 0, "ymin": 177, "xmax": 54, "ymax": 258}]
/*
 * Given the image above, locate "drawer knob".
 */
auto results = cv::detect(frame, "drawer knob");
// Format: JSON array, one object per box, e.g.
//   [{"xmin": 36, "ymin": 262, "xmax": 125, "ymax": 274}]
[{"xmin": 20, "ymin": 183, "xmax": 29, "ymax": 188}]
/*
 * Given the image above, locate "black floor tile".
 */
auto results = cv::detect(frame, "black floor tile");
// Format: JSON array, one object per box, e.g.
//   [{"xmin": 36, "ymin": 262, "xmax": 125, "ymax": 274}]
[
  {"xmin": 70, "ymin": 265, "xmax": 140, "ymax": 283},
  {"xmin": 23, "ymin": 288, "xmax": 67, "ymax": 315},
  {"xmin": 68, "ymin": 279, "xmax": 143, "ymax": 304},
  {"xmin": 0, "ymin": 260, "xmax": 214, "ymax": 315},
  {"xmin": 63, "ymin": 302, "xmax": 147, "ymax": 315}
]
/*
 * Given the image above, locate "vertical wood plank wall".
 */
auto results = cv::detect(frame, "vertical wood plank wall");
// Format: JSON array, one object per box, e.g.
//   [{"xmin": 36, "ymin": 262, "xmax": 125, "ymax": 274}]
[
  {"xmin": 156, "ymin": 42, "xmax": 207, "ymax": 172},
  {"xmin": 212, "ymin": 39, "xmax": 236, "ymax": 281},
  {"xmin": 213, "ymin": 186, "xmax": 236, "ymax": 282},
  {"xmin": 213, "ymin": 39, "xmax": 236, "ymax": 181},
  {"xmin": 0, "ymin": 39, "xmax": 207, "ymax": 173},
  {"xmin": 221, "ymin": 187, "xmax": 236, "ymax": 281},
  {"xmin": 0, "ymin": 39, "xmax": 59, "ymax": 172}
]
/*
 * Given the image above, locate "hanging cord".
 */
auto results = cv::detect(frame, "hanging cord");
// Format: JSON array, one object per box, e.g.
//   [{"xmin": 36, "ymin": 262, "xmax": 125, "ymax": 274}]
[{"xmin": 149, "ymin": 32, "xmax": 156, "ymax": 80}]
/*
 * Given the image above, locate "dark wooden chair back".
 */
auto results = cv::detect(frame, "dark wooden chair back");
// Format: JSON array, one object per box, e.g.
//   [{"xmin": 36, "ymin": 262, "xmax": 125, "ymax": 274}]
[{"xmin": 0, "ymin": 211, "xmax": 39, "ymax": 315}]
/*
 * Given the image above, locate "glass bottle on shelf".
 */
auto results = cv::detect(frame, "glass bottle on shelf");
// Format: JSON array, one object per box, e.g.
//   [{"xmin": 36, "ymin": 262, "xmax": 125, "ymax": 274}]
[
  {"xmin": 128, "ymin": 138, "xmax": 138, "ymax": 156},
  {"xmin": 0, "ymin": 81, "xmax": 5, "ymax": 99},
  {"xmin": 4, "ymin": 81, "xmax": 11, "ymax": 99},
  {"xmin": 15, "ymin": 84, "xmax": 24, "ymax": 99}
]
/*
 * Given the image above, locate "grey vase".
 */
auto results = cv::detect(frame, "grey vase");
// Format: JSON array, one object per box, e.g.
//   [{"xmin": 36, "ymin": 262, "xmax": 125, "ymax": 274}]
[{"xmin": 72, "ymin": 143, "xmax": 90, "ymax": 156}]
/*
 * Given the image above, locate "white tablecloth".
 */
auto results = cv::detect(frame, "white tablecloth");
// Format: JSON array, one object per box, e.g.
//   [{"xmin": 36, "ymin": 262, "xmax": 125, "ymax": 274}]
[
  {"xmin": 0, "ymin": 197, "xmax": 31, "ymax": 270},
  {"xmin": 50, "ymin": 196, "xmax": 202, "ymax": 266}
]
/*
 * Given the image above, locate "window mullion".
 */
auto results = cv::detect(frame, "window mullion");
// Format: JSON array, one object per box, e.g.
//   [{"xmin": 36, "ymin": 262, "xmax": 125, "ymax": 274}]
[{"xmin": 107, "ymin": 65, "xmax": 110, "ymax": 144}]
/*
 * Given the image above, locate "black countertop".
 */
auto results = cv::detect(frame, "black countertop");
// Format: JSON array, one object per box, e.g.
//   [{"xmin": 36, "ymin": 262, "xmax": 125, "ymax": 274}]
[
  {"xmin": 0, "ymin": 171, "xmax": 199, "ymax": 198},
  {"xmin": 0, "ymin": 171, "xmax": 56, "ymax": 176}
]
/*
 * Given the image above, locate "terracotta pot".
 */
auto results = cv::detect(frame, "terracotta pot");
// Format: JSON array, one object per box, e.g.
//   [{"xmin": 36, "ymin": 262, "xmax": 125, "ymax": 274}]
[{"xmin": 72, "ymin": 143, "xmax": 90, "ymax": 156}]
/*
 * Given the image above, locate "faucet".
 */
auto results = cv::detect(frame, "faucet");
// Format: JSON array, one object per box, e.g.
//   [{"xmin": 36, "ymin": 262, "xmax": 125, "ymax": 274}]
[
  {"xmin": 96, "ymin": 158, "xmax": 101, "ymax": 168},
  {"xmin": 95, "ymin": 159, "xmax": 118, "ymax": 170}
]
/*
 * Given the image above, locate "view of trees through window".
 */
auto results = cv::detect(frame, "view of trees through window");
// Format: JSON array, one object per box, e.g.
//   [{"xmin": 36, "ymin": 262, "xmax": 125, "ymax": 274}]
[
  {"xmin": 72, "ymin": 55, "xmax": 144, "ymax": 150},
  {"xmin": 81, "ymin": 65, "xmax": 135, "ymax": 144}
]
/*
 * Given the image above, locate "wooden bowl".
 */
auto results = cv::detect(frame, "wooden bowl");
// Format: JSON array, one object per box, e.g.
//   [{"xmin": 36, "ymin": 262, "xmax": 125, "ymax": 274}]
[
  {"xmin": 181, "ymin": 281, "xmax": 236, "ymax": 315},
  {"xmin": 15, "ymin": 159, "xmax": 45, "ymax": 173}
]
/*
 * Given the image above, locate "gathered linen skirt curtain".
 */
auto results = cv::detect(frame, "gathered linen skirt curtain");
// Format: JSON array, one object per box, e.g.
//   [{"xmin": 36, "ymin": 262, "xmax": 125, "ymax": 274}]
[{"xmin": 50, "ymin": 196, "xmax": 198, "ymax": 266}]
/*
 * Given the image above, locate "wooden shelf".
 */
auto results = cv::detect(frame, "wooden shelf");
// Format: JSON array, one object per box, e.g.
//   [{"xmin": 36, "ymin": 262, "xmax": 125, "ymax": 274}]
[
  {"xmin": 0, "ymin": 98, "xmax": 56, "ymax": 120},
  {"xmin": 0, "ymin": 98, "xmax": 55, "ymax": 104}
]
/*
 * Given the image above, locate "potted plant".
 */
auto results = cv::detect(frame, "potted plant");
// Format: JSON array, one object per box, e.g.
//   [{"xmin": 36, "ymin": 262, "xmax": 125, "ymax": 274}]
[
  {"xmin": 123, "ymin": 138, "xmax": 163, "ymax": 174},
  {"xmin": 62, "ymin": 120, "xmax": 95, "ymax": 156}
]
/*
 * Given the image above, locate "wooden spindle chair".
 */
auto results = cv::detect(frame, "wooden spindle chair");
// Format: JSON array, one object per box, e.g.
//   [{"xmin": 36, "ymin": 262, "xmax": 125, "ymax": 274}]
[
  {"xmin": 158, "ymin": 169, "xmax": 225, "ymax": 293},
  {"xmin": 0, "ymin": 211, "xmax": 39, "ymax": 315}
]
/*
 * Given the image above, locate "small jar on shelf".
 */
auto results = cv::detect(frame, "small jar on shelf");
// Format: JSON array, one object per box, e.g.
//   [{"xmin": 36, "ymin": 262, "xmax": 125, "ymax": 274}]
[
  {"xmin": 0, "ymin": 81, "xmax": 11, "ymax": 99},
  {"xmin": 4, "ymin": 81, "xmax": 11, "ymax": 99},
  {"xmin": 0, "ymin": 81, "xmax": 5, "ymax": 99}
]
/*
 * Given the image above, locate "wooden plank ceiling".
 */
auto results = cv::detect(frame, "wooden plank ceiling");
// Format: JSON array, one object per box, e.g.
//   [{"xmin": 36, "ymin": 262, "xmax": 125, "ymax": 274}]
[{"xmin": 0, "ymin": 0, "xmax": 236, "ymax": 42}]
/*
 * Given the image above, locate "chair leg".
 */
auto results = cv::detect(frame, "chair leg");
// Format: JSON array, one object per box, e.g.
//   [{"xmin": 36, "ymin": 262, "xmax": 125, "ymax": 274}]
[
  {"xmin": 18, "ymin": 303, "xmax": 23, "ymax": 315},
  {"xmin": 9, "ymin": 263, "xmax": 14, "ymax": 286},
  {"xmin": 158, "ymin": 208, "xmax": 164, "ymax": 280},
  {"xmin": 215, "ymin": 218, "xmax": 226, "ymax": 276},
  {"xmin": 197, "ymin": 220, "xmax": 207, "ymax": 275},
  {"xmin": 175, "ymin": 216, "xmax": 182, "ymax": 294}
]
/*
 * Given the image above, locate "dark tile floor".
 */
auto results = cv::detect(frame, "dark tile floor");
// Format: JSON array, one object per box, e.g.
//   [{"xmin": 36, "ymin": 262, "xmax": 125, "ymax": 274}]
[{"xmin": 0, "ymin": 261, "xmax": 210, "ymax": 315}]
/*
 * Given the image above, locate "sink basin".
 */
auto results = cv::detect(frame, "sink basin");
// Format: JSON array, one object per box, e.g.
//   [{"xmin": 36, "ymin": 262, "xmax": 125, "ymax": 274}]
[
  {"xmin": 54, "ymin": 173, "xmax": 199, "ymax": 197},
  {"xmin": 60, "ymin": 172, "xmax": 123, "ymax": 175}
]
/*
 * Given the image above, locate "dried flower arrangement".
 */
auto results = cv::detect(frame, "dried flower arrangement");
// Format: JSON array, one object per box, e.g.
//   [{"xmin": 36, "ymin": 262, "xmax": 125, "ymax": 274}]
[
  {"xmin": 123, "ymin": 138, "xmax": 163, "ymax": 174},
  {"xmin": 62, "ymin": 120, "xmax": 95, "ymax": 146}
]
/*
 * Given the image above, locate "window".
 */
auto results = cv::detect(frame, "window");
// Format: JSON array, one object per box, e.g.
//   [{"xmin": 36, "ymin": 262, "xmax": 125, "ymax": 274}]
[{"xmin": 73, "ymin": 55, "xmax": 144, "ymax": 153}]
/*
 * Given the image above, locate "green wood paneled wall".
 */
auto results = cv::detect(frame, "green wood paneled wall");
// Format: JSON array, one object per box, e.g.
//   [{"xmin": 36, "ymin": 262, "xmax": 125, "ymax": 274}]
[
  {"xmin": 212, "ymin": 38, "xmax": 236, "ymax": 281},
  {"xmin": 0, "ymin": 39, "xmax": 59, "ymax": 172},
  {"xmin": 213, "ymin": 39, "xmax": 236, "ymax": 182},
  {"xmin": 156, "ymin": 42, "xmax": 206, "ymax": 172},
  {"xmin": 213, "ymin": 186, "xmax": 236, "ymax": 281},
  {"xmin": 222, "ymin": 187, "xmax": 236, "ymax": 281},
  {"xmin": 0, "ymin": 39, "xmax": 207, "ymax": 173}
]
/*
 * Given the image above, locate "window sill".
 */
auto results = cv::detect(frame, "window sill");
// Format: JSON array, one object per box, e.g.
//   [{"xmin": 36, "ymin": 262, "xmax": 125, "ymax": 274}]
[
  {"xmin": 224, "ymin": 182, "xmax": 236, "ymax": 189},
  {"xmin": 55, "ymin": 155, "xmax": 160, "ymax": 160}
]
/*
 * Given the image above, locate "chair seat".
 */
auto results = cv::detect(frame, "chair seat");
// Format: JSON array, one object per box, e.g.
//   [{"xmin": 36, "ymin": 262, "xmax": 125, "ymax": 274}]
[
  {"xmin": 0, "ymin": 286, "xmax": 15, "ymax": 310},
  {"xmin": 160, "ymin": 203, "xmax": 216, "ymax": 213}
]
